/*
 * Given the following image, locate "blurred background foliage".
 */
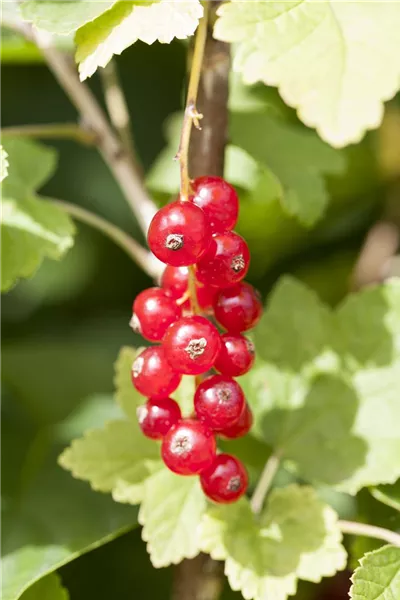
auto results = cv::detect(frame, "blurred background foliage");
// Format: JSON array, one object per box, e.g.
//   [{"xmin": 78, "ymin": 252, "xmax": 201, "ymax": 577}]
[{"xmin": 2, "ymin": 26, "xmax": 400, "ymax": 600}]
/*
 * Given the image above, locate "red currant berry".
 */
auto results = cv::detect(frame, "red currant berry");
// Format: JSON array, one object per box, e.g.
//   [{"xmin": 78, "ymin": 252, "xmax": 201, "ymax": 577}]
[
  {"xmin": 137, "ymin": 398, "xmax": 181, "ymax": 440},
  {"xmin": 219, "ymin": 403, "xmax": 253, "ymax": 439},
  {"xmin": 194, "ymin": 375, "xmax": 245, "ymax": 431},
  {"xmin": 131, "ymin": 287, "xmax": 181, "ymax": 342},
  {"xmin": 213, "ymin": 282, "xmax": 262, "ymax": 333},
  {"xmin": 214, "ymin": 334, "xmax": 255, "ymax": 377},
  {"xmin": 147, "ymin": 201, "xmax": 210, "ymax": 266},
  {"xmin": 196, "ymin": 232, "xmax": 250, "ymax": 288},
  {"xmin": 161, "ymin": 266, "xmax": 189, "ymax": 300},
  {"xmin": 161, "ymin": 419, "xmax": 216, "ymax": 475},
  {"xmin": 191, "ymin": 176, "xmax": 239, "ymax": 233},
  {"xmin": 200, "ymin": 453, "xmax": 248, "ymax": 503},
  {"xmin": 163, "ymin": 316, "xmax": 221, "ymax": 375},
  {"xmin": 132, "ymin": 347, "xmax": 181, "ymax": 399}
]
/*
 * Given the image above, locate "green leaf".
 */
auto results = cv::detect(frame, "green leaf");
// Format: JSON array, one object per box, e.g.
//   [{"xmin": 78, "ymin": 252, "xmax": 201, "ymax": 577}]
[
  {"xmin": 21, "ymin": 1, "xmax": 117, "ymax": 35},
  {"xmin": 1, "ymin": 138, "xmax": 75, "ymax": 292},
  {"xmin": 214, "ymin": 1, "xmax": 400, "ymax": 147},
  {"xmin": 350, "ymin": 545, "xmax": 400, "ymax": 600},
  {"xmin": 200, "ymin": 485, "xmax": 346, "ymax": 600},
  {"xmin": 114, "ymin": 345, "xmax": 144, "ymax": 422},
  {"xmin": 20, "ymin": 574, "xmax": 69, "ymax": 600},
  {"xmin": 248, "ymin": 277, "xmax": 400, "ymax": 493},
  {"xmin": 139, "ymin": 468, "xmax": 206, "ymax": 567},
  {"xmin": 230, "ymin": 113, "xmax": 345, "ymax": 225},
  {"xmin": 59, "ymin": 419, "xmax": 162, "ymax": 505},
  {"xmin": 75, "ymin": 0, "xmax": 203, "ymax": 81},
  {"xmin": 371, "ymin": 481, "xmax": 400, "ymax": 513},
  {"xmin": 1, "ymin": 144, "xmax": 9, "ymax": 181}
]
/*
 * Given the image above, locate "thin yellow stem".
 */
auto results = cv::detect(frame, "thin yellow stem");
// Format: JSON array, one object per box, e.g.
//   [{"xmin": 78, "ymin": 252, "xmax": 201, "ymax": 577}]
[
  {"xmin": 1, "ymin": 123, "xmax": 96, "ymax": 146},
  {"xmin": 177, "ymin": 2, "xmax": 209, "ymax": 202}
]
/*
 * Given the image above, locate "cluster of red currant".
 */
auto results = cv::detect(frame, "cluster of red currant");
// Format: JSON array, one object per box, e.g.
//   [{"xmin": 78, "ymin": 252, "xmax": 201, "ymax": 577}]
[{"xmin": 131, "ymin": 176, "xmax": 262, "ymax": 503}]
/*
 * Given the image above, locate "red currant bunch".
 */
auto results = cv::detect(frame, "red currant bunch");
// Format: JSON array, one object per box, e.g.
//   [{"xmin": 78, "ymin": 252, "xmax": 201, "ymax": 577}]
[{"xmin": 130, "ymin": 176, "xmax": 263, "ymax": 504}]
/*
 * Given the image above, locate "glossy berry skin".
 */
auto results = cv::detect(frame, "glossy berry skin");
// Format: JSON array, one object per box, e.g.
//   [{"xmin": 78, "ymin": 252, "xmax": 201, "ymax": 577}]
[
  {"xmin": 162, "ymin": 419, "xmax": 216, "ymax": 475},
  {"xmin": 220, "ymin": 403, "xmax": 253, "ymax": 439},
  {"xmin": 200, "ymin": 453, "xmax": 248, "ymax": 503},
  {"xmin": 132, "ymin": 346, "xmax": 181, "ymax": 399},
  {"xmin": 131, "ymin": 287, "xmax": 181, "ymax": 342},
  {"xmin": 163, "ymin": 316, "xmax": 221, "ymax": 375},
  {"xmin": 161, "ymin": 265, "xmax": 189, "ymax": 300},
  {"xmin": 137, "ymin": 398, "xmax": 182, "ymax": 440},
  {"xmin": 191, "ymin": 176, "xmax": 239, "ymax": 233},
  {"xmin": 213, "ymin": 282, "xmax": 262, "ymax": 333},
  {"xmin": 194, "ymin": 375, "xmax": 245, "ymax": 431},
  {"xmin": 147, "ymin": 201, "xmax": 210, "ymax": 266},
  {"xmin": 214, "ymin": 334, "xmax": 255, "ymax": 377},
  {"xmin": 196, "ymin": 231, "xmax": 250, "ymax": 288}
]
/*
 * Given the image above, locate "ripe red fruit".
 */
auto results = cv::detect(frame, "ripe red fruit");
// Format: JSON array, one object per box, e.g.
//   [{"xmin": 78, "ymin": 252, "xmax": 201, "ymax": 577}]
[
  {"xmin": 196, "ymin": 231, "xmax": 250, "ymax": 288},
  {"xmin": 214, "ymin": 334, "xmax": 255, "ymax": 377},
  {"xmin": 191, "ymin": 176, "xmax": 239, "ymax": 233},
  {"xmin": 161, "ymin": 419, "xmax": 216, "ymax": 475},
  {"xmin": 163, "ymin": 315, "xmax": 221, "ymax": 375},
  {"xmin": 147, "ymin": 201, "xmax": 210, "ymax": 266},
  {"xmin": 200, "ymin": 453, "xmax": 248, "ymax": 503},
  {"xmin": 137, "ymin": 398, "xmax": 182, "ymax": 440},
  {"xmin": 161, "ymin": 265, "xmax": 189, "ymax": 300},
  {"xmin": 194, "ymin": 375, "xmax": 245, "ymax": 431},
  {"xmin": 131, "ymin": 287, "xmax": 181, "ymax": 342},
  {"xmin": 213, "ymin": 282, "xmax": 262, "ymax": 333},
  {"xmin": 220, "ymin": 403, "xmax": 253, "ymax": 439},
  {"xmin": 131, "ymin": 346, "xmax": 181, "ymax": 399}
]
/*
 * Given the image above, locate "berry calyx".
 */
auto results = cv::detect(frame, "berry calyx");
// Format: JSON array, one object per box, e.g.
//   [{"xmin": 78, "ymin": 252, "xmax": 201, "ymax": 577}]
[
  {"xmin": 161, "ymin": 419, "xmax": 216, "ymax": 475},
  {"xmin": 196, "ymin": 231, "xmax": 250, "ymax": 288},
  {"xmin": 214, "ymin": 334, "xmax": 255, "ymax": 377},
  {"xmin": 163, "ymin": 315, "xmax": 221, "ymax": 375},
  {"xmin": 194, "ymin": 374, "xmax": 245, "ymax": 431},
  {"xmin": 219, "ymin": 403, "xmax": 253, "ymax": 439},
  {"xmin": 131, "ymin": 287, "xmax": 181, "ymax": 342},
  {"xmin": 191, "ymin": 176, "xmax": 239, "ymax": 233},
  {"xmin": 213, "ymin": 282, "xmax": 262, "ymax": 333},
  {"xmin": 131, "ymin": 346, "xmax": 181, "ymax": 399},
  {"xmin": 200, "ymin": 453, "xmax": 248, "ymax": 503},
  {"xmin": 147, "ymin": 201, "xmax": 210, "ymax": 266},
  {"xmin": 137, "ymin": 398, "xmax": 182, "ymax": 440}
]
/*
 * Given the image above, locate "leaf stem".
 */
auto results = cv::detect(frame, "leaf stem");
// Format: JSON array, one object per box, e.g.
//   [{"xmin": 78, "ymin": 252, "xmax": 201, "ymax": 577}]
[
  {"xmin": 338, "ymin": 520, "xmax": 400, "ymax": 547},
  {"xmin": 54, "ymin": 200, "xmax": 161, "ymax": 278},
  {"xmin": 177, "ymin": 1, "xmax": 209, "ymax": 202},
  {"xmin": 1, "ymin": 123, "xmax": 96, "ymax": 145},
  {"xmin": 9, "ymin": 19, "xmax": 157, "ymax": 235},
  {"xmin": 250, "ymin": 454, "xmax": 281, "ymax": 515}
]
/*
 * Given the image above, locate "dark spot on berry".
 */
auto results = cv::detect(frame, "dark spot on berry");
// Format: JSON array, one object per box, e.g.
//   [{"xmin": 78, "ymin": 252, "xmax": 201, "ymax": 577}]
[
  {"xmin": 231, "ymin": 254, "xmax": 245, "ymax": 273},
  {"xmin": 165, "ymin": 234, "xmax": 184, "ymax": 251},
  {"xmin": 245, "ymin": 339, "xmax": 255, "ymax": 355},
  {"xmin": 172, "ymin": 434, "xmax": 192, "ymax": 456},
  {"xmin": 217, "ymin": 387, "xmax": 232, "ymax": 403},
  {"xmin": 227, "ymin": 475, "xmax": 241, "ymax": 492},
  {"xmin": 129, "ymin": 313, "xmax": 141, "ymax": 334},
  {"xmin": 185, "ymin": 337, "xmax": 207, "ymax": 360}
]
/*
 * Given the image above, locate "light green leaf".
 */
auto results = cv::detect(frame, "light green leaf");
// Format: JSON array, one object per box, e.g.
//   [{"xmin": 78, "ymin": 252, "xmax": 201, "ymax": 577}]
[
  {"xmin": 371, "ymin": 481, "xmax": 400, "ymax": 513},
  {"xmin": 350, "ymin": 545, "xmax": 400, "ymax": 600},
  {"xmin": 20, "ymin": 574, "xmax": 69, "ymax": 600},
  {"xmin": 248, "ymin": 277, "xmax": 400, "ymax": 493},
  {"xmin": 1, "ymin": 145, "xmax": 9, "ymax": 181},
  {"xmin": 139, "ymin": 468, "xmax": 206, "ymax": 567},
  {"xmin": 21, "ymin": 1, "xmax": 117, "ymax": 35},
  {"xmin": 114, "ymin": 345, "xmax": 144, "ymax": 421},
  {"xmin": 200, "ymin": 485, "xmax": 346, "ymax": 600},
  {"xmin": 230, "ymin": 113, "xmax": 345, "ymax": 225},
  {"xmin": 59, "ymin": 419, "xmax": 162, "ymax": 505},
  {"xmin": 215, "ymin": 1, "xmax": 400, "ymax": 147},
  {"xmin": 2, "ymin": 137, "xmax": 57, "ymax": 196},
  {"xmin": 75, "ymin": 0, "xmax": 203, "ymax": 81}
]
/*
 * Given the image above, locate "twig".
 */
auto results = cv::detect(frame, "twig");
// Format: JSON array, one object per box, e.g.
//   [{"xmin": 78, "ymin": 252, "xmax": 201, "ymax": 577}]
[
  {"xmin": 250, "ymin": 454, "xmax": 281, "ymax": 515},
  {"xmin": 54, "ymin": 200, "xmax": 161, "ymax": 278},
  {"xmin": 8, "ymin": 19, "xmax": 157, "ymax": 235},
  {"xmin": 2, "ymin": 123, "xmax": 96, "ymax": 145},
  {"xmin": 339, "ymin": 520, "xmax": 400, "ymax": 547},
  {"xmin": 176, "ymin": 1, "xmax": 209, "ymax": 202},
  {"xmin": 100, "ymin": 60, "xmax": 143, "ymax": 177}
]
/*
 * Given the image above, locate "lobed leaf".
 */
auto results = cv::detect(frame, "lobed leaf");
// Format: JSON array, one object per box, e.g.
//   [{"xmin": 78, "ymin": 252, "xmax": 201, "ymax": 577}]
[{"xmin": 350, "ymin": 545, "xmax": 400, "ymax": 600}]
